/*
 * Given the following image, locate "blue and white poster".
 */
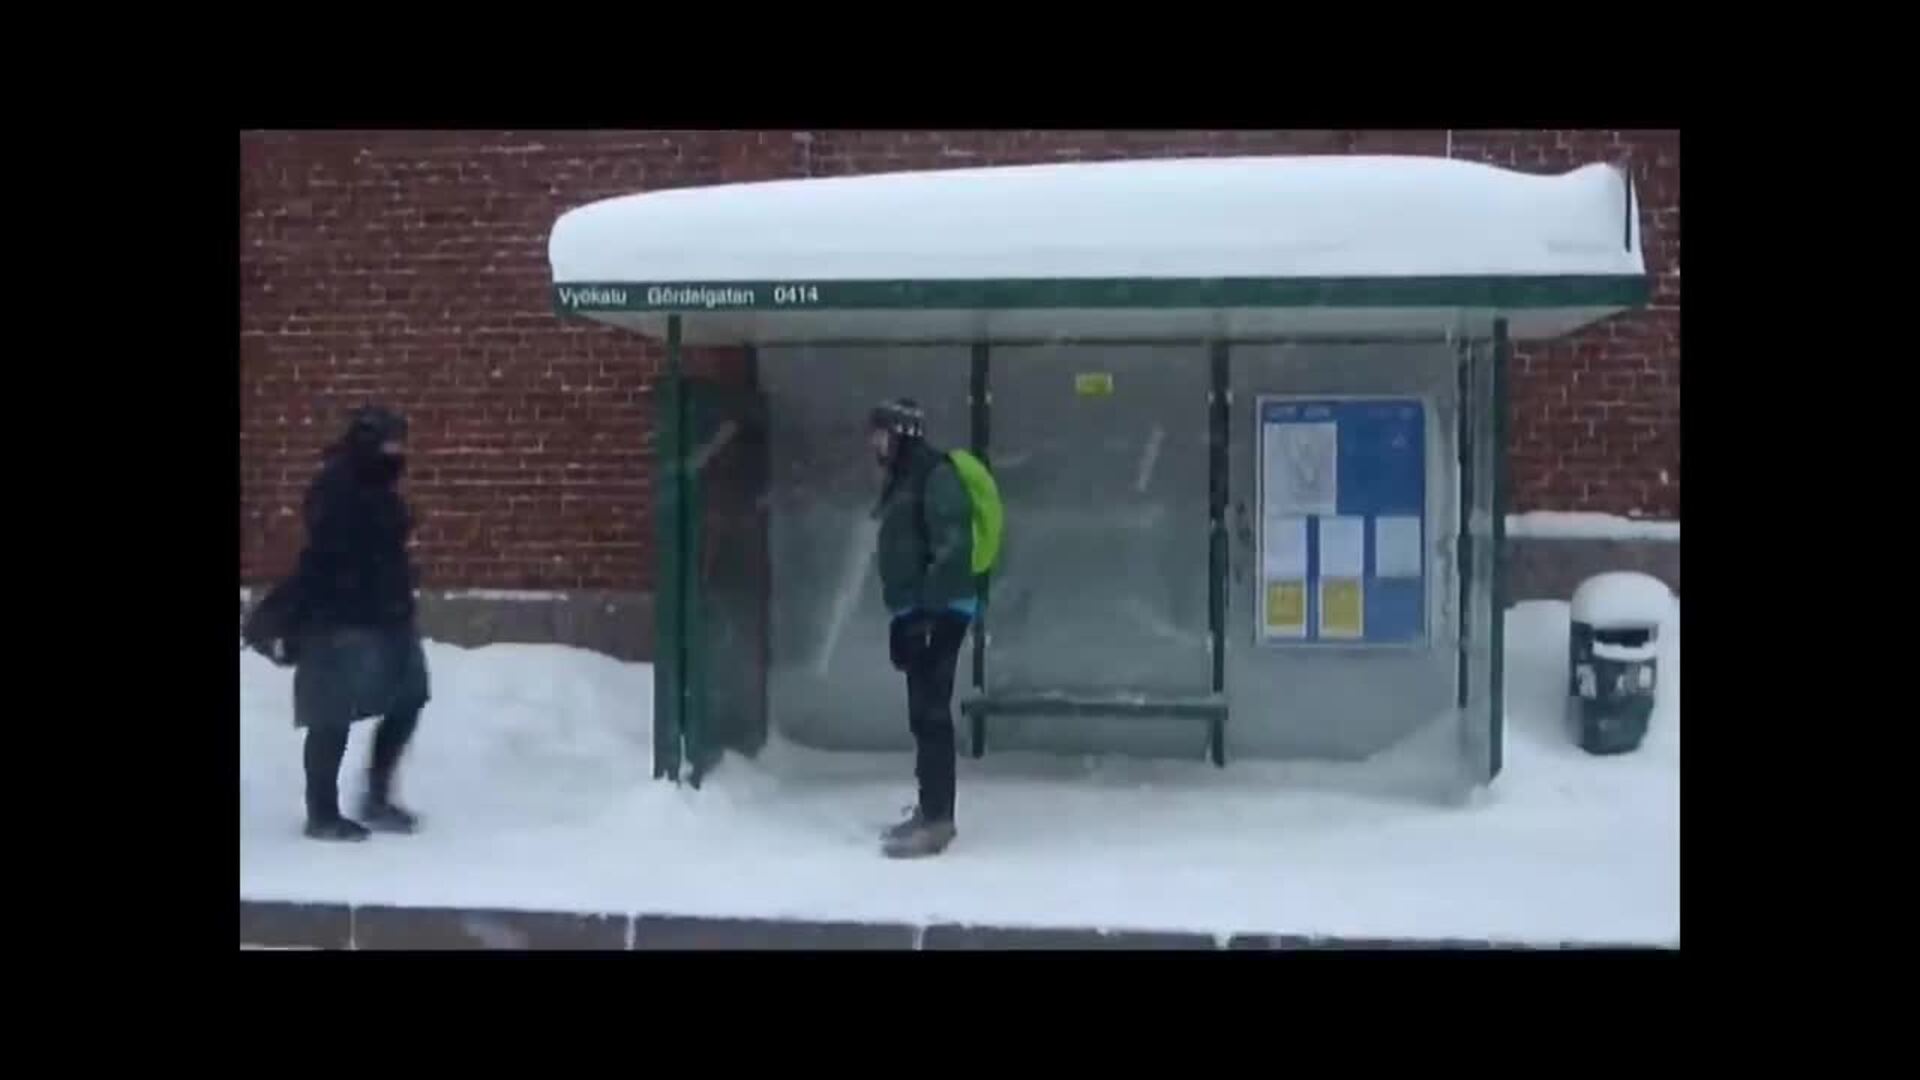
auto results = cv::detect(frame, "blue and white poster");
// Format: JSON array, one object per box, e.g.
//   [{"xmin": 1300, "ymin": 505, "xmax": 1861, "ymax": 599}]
[{"xmin": 1256, "ymin": 397, "xmax": 1427, "ymax": 647}]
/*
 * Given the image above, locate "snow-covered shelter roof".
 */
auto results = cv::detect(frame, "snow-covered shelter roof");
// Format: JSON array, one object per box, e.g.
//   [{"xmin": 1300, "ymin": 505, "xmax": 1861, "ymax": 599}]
[{"xmin": 549, "ymin": 155, "xmax": 1648, "ymax": 344}]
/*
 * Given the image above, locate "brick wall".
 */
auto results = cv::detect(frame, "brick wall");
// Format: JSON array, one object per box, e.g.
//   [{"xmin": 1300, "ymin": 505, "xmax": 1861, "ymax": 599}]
[
  {"xmin": 1449, "ymin": 131, "xmax": 1680, "ymax": 518},
  {"xmin": 240, "ymin": 129, "xmax": 1680, "ymax": 592}
]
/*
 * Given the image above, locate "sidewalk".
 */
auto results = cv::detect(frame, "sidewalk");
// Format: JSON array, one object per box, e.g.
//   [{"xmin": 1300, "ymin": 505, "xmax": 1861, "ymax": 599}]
[{"xmin": 240, "ymin": 899, "xmax": 1665, "ymax": 951}]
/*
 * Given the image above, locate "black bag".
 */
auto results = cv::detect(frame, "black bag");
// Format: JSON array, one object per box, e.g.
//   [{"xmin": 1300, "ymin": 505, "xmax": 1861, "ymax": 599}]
[{"xmin": 242, "ymin": 577, "xmax": 304, "ymax": 667}]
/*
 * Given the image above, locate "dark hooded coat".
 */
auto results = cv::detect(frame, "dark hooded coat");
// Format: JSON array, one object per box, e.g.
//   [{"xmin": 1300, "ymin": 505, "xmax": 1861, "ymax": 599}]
[
  {"xmin": 873, "ymin": 437, "xmax": 975, "ymax": 616},
  {"xmin": 286, "ymin": 410, "xmax": 430, "ymax": 730}
]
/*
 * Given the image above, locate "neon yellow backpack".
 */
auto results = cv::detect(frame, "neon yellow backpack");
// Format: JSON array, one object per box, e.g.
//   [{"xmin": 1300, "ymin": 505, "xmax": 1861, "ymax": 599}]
[{"xmin": 946, "ymin": 449, "xmax": 1004, "ymax": 577}]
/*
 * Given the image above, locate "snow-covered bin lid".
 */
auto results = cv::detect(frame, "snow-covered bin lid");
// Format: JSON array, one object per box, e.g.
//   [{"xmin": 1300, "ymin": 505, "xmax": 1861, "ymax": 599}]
[
  {"xmin": 1571, "ymin": 572, "xmax": 1673, "ymax": 630},
  {"xmin": 1593, "ymin": 639, "xmax": 1660, "ymax": 663},
  {"xmin": 550, "ymin": 155, "xmax": 1646, "ymax": 288}
]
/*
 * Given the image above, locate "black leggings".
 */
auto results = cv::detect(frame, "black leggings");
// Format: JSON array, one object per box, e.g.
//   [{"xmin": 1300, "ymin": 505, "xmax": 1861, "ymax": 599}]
[{"xmin": 303, "ymin": 707, "xmax": 420, "ymax": 822}]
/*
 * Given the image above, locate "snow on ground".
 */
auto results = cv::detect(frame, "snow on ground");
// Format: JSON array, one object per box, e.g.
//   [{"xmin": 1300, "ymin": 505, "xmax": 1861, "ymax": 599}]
[{"xmin": 239, "ymin": 601, "xmax": 1678, "ymax": 946}]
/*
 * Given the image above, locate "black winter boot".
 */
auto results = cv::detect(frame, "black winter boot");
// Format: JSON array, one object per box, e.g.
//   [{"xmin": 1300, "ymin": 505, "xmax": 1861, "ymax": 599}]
[
  {"xmin": 304, "ymin": 816, "xmax": 371, "ymax": 843},
  {"xmin": 303, "ymin": 727, "xmax": 363, "ymax": 842},
  {"xmin": 882, "ymin": 805, "xmax": 925, "ymax": 842},
  {"xmin": 359, "ymin": 795, "xmax": 420, "ymax": 834},
  {"xmin": 362, "ymin": 707, "xmax": 422, "ymax": 833},
  {"xmin": 882, "ymin": 818, "xmax": 957, "ymax": 859}
]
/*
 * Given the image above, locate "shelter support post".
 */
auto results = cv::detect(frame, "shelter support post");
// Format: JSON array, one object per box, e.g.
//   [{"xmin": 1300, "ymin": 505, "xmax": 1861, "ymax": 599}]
[
  {"xmin": 968, "ymin": 342, "xmax": 990, "ymax": 758},
  {"xmin": 1456, "ymin": 338, "xmax": 1473, "ymax": 716},
  {"xmin": 653, "ymin": 314, "xmax": 689, "ymax": 782},
  {"xmin": 748, "ymin": 344, "xmax": 769, "ymax": 767},
  {"xmin": 1489, "ymin": 318, "xmax": 1511, "ymax": 781},
  {"xmin": 1207, "ymin": 341, "xmax": 1229, "ymax": 766}
]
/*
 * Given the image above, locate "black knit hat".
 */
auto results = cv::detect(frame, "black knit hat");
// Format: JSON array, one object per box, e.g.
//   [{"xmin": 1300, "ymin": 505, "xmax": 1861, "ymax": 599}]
[
  {"xmin": 868, "ymin": 398, "xmax": 925, "ymax": 440},
  {"xmin": 346, "ymin": 405, "xmax": 408, "ymax": 444},
  {"xmin": 336, "ymin": 405, "xmax": 408, "ymax": 458}
]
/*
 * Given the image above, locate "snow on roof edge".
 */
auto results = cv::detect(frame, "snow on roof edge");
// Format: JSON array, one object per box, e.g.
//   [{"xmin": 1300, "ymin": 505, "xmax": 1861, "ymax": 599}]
[{"xmin": 549, "ymin": 155, "xmax": 1648, "ymax": 287}]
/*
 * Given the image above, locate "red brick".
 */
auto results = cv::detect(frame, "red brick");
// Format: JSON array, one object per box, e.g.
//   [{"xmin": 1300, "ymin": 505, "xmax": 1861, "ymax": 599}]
[{"xmin": 242, "ymin": 129, "xmax": 1680, "ymax": 589}]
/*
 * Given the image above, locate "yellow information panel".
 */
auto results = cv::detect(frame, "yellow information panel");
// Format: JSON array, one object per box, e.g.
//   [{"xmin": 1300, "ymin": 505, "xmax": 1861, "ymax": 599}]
[
  {"xmin": 1318, "ymin": 578, "xmax": 1365, "ymax": 640},
  {"xmin": 1264, "ymin": 580, "xmax": 1306, "ymax": 637}
]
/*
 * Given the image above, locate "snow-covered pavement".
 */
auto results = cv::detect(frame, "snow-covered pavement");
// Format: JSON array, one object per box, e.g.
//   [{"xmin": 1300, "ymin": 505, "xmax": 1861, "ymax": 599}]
[{"xmin": 239, "ymin": 600, "xmax": 1679, "ymax": 946}]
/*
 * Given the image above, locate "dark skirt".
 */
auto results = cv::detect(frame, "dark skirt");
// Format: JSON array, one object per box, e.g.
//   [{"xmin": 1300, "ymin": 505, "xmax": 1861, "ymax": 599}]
[{"xmin": 293, "ymin": 625, "xmax": 431, "ymax": 731}]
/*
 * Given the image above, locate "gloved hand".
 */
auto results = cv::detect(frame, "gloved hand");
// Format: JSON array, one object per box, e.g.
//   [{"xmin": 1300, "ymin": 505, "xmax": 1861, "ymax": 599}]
[{"xmin": 889, "ymin": 613, "xmax": 933, "ymax": 671}]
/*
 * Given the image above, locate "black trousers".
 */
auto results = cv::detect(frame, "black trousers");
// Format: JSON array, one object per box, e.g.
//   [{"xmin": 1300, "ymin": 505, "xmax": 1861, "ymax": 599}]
[
  {"xmin": 899, "ymin": 612, "xmax": 971, "ymax": 825},
  {"xmin": 303, "ymin": 706, "xmax": 420, "ymax": 822}
]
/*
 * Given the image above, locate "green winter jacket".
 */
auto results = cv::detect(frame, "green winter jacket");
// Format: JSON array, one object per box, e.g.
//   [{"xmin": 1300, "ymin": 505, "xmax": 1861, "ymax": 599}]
[{"xmin": 875, "ymin": 441, "xmax": 976, "ymax": 615}]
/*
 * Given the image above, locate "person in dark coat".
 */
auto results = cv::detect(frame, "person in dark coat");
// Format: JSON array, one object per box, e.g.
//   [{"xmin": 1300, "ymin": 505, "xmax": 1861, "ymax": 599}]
[
  {"xmin": 287, "ymin": 406, "xmax": 431, "ymax": 842},
  {"xmin": 867, "ymin": 398, "xmax": 976, "ymax": 859}
]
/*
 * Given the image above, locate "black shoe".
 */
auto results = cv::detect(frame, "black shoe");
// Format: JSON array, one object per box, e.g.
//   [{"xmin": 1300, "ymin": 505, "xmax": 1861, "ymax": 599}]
[
  {"xmin": 304, "ymin": 816, "xmax": 371, "ymax": 843},
  {"xmin": 359, "ymin": 797, "xmax": 420, "ymax": 834},
  {"xmin": 882, "ymin": 819, "xmax": 956, "ymax": 859},
  {"xmin": 882, "ymin": 806, "xmax": 925, "ymax": 842}
]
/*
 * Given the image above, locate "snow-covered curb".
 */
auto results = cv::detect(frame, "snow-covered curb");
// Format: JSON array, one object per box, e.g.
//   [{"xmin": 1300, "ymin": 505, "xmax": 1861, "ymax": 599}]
[
  {"xmin": 1507, "ymin": 512, "xmax": 1679, "ymax": 542},
  {"xmin": 239, "ymin": 900, "xmax": 1667, "ymax": 951}
]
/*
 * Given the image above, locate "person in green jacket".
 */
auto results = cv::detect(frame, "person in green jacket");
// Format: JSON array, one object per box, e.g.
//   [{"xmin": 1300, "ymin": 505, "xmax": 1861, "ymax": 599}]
[{"xmin": 868, "ymin": 398, "xmax": 975, "ymax": 858}]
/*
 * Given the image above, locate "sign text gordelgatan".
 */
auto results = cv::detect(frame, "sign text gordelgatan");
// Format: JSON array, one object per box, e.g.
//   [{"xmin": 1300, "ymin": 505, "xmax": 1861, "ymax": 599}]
[{"xmin": 555, "ymin": 283, "xmax": 825, "ymax": 312}]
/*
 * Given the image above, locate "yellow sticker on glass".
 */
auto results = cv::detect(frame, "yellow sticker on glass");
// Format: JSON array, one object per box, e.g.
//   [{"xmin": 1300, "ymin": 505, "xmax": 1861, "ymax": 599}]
[
  {"xmin": 1319, "ymin": 578, "xmax": 1364, "ymax": 639},
  {"xmin": 1075, "ymin": 372, "xmax": 1114, "ymax": 397},
  {"xmin": 1265, "ymin": 580, "xmax": 1305, "ymax": 636}
]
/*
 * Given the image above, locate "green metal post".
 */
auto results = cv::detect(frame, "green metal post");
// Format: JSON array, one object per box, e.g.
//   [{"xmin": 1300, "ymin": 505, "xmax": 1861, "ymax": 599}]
[
  {"xmin": 1207, "ymin": 341, "xmax": 1228, "ymax": 768},
  {"xmin": 747, "ymin": 345, "xmax": 770, "ymax": 769},
  {"xmin": 970, "ymin": 342, "xmax": 990, "ymax": 692},
  {"xmin": 655, "ymin": 314, "xmax": 689, "ymax": 782},
  {"xmin": 969, "ymin": 342, "xmax": 990, "ymax": 758},
  {"xmin": 1455, "ymin": 338, "xmax": 1473, "ymax": 713},
  {"xmin": 1488, "ymin": 319, "xmax": 1510, "ymax": 781},
  {"xmin": 676, "ymin": 316, "xmax": 698, "ymax": 785}
]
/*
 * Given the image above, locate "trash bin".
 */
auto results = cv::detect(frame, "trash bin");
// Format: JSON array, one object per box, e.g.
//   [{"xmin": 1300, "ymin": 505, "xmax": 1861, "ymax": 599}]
[{"xmin": 1568, "ymin": 571, "xmax": 1670, "ymax": 755}]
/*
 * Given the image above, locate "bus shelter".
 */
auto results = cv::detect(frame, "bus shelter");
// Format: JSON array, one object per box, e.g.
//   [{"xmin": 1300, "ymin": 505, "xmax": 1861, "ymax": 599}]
[{"xmin": 547, "ymin": 155, "xmax": 1649, "ymax": 798}]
